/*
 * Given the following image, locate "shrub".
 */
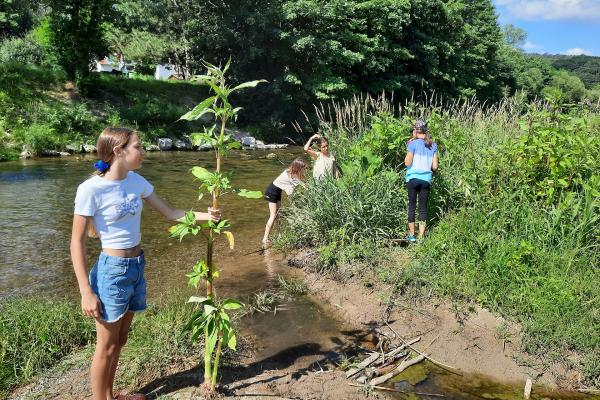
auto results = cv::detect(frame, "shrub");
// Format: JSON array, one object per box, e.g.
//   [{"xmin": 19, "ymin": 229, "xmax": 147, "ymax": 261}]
[
  {"xmin": 13, "ymin": 123, "xmax": 63, "ymax": 154},
  {"xmin": 0, "ymin": 35, "xmax": 45, "ymax": 66}
]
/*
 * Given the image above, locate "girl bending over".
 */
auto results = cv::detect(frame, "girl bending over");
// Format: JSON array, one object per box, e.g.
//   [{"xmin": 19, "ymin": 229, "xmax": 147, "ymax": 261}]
[{"xmin": 262, "ymin": 157, "xmax": 307, "ymax": 246}]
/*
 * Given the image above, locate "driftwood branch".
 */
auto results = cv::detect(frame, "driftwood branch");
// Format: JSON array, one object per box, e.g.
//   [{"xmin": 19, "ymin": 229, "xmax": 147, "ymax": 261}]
[
  {"xmin": 346, "ymin": 336, "xmax": 420, "ymax": 379},
  {"xmin": 370, "ymin": 354, "xmax": 427, "ymax": 386},
  {"xmin": 346, "ymin": 352, "xmax": 380, "ymax": 379},
  {"xmin": 383, "ymin": 320, "xmax": 463, "ymax": 376}
]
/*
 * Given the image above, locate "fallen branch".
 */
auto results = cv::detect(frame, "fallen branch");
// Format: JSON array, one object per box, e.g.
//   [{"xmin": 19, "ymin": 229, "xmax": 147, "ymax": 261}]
[
  {"xmin": 371, "ymin": 352, "xmax": 407, "ymax": 377},
  {"xmin": 348, "ymin": 382, "xmax": 445, "ymax": 397},
  {"xmin": 346, "ymin": 352, "xmax": 380, "ymax": 379},
  {"xmin": 346, "ymin": 336, "xmax": 420, "ymax": 379},
  {"xmin": 383, "ymin": 320, "xmax": 463, "ymax": 376},
  {"xmin": 370, "ymin": 353, "xmax": 427, "ymax": 386}
]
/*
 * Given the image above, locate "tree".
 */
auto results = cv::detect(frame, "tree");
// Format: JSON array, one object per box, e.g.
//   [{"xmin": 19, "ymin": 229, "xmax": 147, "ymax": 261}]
[
  {"xmin": 48, "ymin": 0, "xmax": 113, "ymax": 81},
  {"xmin": 448, "ymin": 0, "xmax": 504, "ymax": 100},
  {"xmin": 0, "ymin": 0, "xmax": 43, "ymax": 38},
  {"xmin": 502, "ymin": 23, "xmax": 526, "ymax": 47},
  {"xmin": 543, "ymin": 70, "xmax": 587, "ymax": 103}
]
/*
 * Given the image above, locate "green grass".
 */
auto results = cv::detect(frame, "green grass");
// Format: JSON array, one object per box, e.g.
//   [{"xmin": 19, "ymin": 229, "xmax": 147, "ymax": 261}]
[
  {"xmin": 0, "ymin": 297, "xmax": 95, "ymax": 397},
  {"xmin": 0, "ymin": 292, "xmax": 219, "ymax": 398}
]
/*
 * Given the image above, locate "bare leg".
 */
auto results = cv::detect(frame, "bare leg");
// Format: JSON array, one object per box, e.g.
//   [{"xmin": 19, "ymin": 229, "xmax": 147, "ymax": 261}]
[
  {"xmin": 107, "ymin": 312, "xmax": 135, "ymax": 399},
  {"xmin": 262, "ymin": 201, "xmax": 280, "ymax": 244},
  {"xmin": 91, "ymin": 317, "xmax": 126, "ymax": 400},
  {"xmin": 418, "ymin": 222, "xmax": 426, "ymax": 238},
  {"xmin": 408, "ymin": 222, "xmax": 416, "ymax": 236}
]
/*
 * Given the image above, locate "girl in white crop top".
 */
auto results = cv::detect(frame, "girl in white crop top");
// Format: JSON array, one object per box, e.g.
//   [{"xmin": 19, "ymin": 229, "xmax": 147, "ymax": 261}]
[
  {"xmin": 71, "ymin": 127, "xmax": 220, "ymax": 400},
  {"xmin": 304, "ymin": 134, "xmax": 340, "ymax": 180},
  {"xmin": 262, "ymin": 157, "xmax": 307, "ymax": 246}
]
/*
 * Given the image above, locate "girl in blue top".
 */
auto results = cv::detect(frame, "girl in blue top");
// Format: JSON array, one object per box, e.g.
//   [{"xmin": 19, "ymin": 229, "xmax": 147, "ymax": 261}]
[
  {"xmin": 71, "ymin": 127, "xmax": 219, "ymax": 400},
  {"xmin": 404, "ymin": 120, "xmax": 439, "ymax": 242}
]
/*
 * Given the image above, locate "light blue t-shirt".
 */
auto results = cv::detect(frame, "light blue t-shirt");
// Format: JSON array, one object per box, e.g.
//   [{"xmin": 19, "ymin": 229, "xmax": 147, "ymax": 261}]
[{"xmin": 405, "ymin": 139, "xmax": 438, "ymax": 183}]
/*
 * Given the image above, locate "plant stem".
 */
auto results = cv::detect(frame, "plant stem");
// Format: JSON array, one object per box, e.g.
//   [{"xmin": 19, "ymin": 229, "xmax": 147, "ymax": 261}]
[
  {"xmin": 204, "ymin": 324, "xmax": 212, "ymax": 384},
  {"xmin": 211, "ymin": 336, "xmax": 224, "ymax": 390},
  {"xmin": 206, "ymin": 234, "xmax": 214, "ymax": 297}
]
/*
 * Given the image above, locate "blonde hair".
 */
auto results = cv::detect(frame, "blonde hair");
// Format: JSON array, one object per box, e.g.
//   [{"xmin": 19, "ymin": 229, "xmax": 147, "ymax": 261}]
[
  {"xmin": 88, "ymin": 127, "xmax": 136, "ymax": 238},
  {"xmin": 288, "ymin": 157, "xmax": 307, "ymax": 180}
]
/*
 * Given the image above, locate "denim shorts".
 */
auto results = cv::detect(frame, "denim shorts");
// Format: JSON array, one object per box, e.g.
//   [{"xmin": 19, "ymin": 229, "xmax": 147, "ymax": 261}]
[{"xmin": 89, "ymin": 251, "xmax": 147, "ymax": 323}]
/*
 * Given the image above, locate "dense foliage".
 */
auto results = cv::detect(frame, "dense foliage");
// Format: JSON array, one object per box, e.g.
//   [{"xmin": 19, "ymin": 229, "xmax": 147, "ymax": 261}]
[
  {"xmin": 1, "ymin": 0, "xmax": 599, "ymax": 156},
  {"xmin": 279, "ymin": 95, "xmax": 600, "ymax": 385},
  {"xmin": 544, "ymin": 54, "xmax": 600, "ymax": 89}
]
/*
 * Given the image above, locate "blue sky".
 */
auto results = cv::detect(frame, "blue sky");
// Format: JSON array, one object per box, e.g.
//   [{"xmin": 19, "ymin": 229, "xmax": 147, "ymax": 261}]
[{"xmin": 492, "ymin": 0, "xmax": 600, "ymax": 56}]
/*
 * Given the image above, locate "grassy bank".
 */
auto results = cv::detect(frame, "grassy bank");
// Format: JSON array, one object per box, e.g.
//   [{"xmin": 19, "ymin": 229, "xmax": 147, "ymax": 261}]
[
  {"xmin": 0, "ymin": 297, "xmax": 94, "ymax": 397},
  {"xmin": 0, "ymin": 63, "xmax": 211, "ymax": 161},
  {"xmin": 0, "ymin": 293, "xmax": 210, "ymax": 398},
  {"xmin": 279, "ymin": 94, "xmax": 600, "ymax": 386}
]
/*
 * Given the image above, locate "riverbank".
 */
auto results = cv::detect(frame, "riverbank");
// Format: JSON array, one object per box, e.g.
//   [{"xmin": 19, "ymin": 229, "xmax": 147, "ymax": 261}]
[
  {"xmin": 289, "ymin": 248, "xmax": 595, "ymax": 394},
  {"xmin": 0, "ymin": 64, "xmax": 285, "ymax": 162},
  {"xmin": 7, "ymin": 252, "xmax": 598, "ymax": 400}
]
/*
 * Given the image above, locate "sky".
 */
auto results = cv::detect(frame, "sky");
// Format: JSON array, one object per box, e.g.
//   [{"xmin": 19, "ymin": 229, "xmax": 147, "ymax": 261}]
[{"xmin": 492, "ymin": 0, "xmax": 600, "ymax": 56}]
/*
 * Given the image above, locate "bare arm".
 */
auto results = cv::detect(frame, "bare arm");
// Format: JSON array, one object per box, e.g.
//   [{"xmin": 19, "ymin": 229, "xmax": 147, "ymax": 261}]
[
  {"xmin": 144, "ymin": 192, "xmax": 220, "ymax": 222},
  {"xmin": 304, "ymin": 134, "xmax": 320, "ymax": 160},
  {"xmin": 70, "ymin": 214, "xmax": 102, "ymax": 319},
  {"xmin": 432, "ymin": 153, "xmax": 439, "ymax": 173},
  {"xmin": 404, "ymin": 151, "xmax": 414, "ymax": 168}
]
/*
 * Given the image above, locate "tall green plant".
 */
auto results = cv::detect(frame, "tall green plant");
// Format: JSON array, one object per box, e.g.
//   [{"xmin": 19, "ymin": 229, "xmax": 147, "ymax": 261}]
[{"xmin": 169, "ymin": 60, "xmax": 265, "ymax": 391}]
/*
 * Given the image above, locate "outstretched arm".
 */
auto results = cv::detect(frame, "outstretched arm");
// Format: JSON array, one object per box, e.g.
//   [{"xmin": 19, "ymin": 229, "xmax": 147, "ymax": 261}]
[
  {"xmin": 144, "ymin": 192, "xmax": 221, "ymax": 222},
  {"xmin": 304, "ymin": 134, "xmax": 320, "ymax": 160},
  {"xmin": 70, "ymin": 214, "xmax": 103, "ymax": 319}
]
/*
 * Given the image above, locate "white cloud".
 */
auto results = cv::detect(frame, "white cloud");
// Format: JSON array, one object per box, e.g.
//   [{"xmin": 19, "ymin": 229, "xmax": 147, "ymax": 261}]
[
  {"xmin": 522, "ymin": 41, "xmax": 543, "ymax": 50},
  {"xmin": 495, "ymin": 0, "xmax": 600, "ymax": 21},
  {"xmin": 563, "ymin": 47, "xmax": 593, "ymax": 55}
]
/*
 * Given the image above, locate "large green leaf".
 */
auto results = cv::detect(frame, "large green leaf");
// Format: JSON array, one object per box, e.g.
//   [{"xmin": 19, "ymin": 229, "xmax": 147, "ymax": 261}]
[
  {"xmin": 227, "ymin": 333, "xmax": 237, "ymax": 351},
  {"xmin": 222, "ymin": 299, "xmax": 243, "ymax": 310},
  {"xmin": 236, "ymin": 189, "xmax": 263, "ymax": 199},
  {"xmin": 188, "ymin": 296, "xmax": 210, "ymax": 304},
  {"xmin": 179, "ymin": 96, "xmax": 216, "ymax": 121},
  {"xmin": 230, "ymin": 80, "xmax": 268, "ymax": 93},
  {"xmin": 191, "ymin": 166, "xmax": 212, "ymax": 181}
]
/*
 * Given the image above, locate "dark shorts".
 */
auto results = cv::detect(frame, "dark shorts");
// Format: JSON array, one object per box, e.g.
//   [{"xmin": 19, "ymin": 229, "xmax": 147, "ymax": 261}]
[{"xmin": 264, "ymin": 183, "xmax": 282, "ymax": 203}]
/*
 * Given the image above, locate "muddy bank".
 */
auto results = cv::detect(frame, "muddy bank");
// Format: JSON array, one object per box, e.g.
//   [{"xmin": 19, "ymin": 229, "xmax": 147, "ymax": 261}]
[{"xmin": 289, "ymin": 249, "xmax": 595, "ymax": 395}]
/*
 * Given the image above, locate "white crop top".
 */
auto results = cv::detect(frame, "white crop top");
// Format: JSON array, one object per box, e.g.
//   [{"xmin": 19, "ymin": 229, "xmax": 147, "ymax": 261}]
[
  {"xmin": 74, "ymin": 171, "xmax": 154, "ymax": 249},
  {"xmin": 273, "ymin": 170, "xmax": 302, "ymax": 195}
]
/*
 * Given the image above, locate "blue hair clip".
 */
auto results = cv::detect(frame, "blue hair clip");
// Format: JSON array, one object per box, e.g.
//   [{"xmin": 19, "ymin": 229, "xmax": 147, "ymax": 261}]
[{"xmin": 94, "ymin": 160, "xmax": 110, "ymax": 173}]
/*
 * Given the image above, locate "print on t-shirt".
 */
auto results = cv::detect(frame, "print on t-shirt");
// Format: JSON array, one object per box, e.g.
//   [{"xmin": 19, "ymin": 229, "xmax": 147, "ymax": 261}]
[{"xmin": 115, "ymin": 196, "xmax": 140, "ymax": 219}]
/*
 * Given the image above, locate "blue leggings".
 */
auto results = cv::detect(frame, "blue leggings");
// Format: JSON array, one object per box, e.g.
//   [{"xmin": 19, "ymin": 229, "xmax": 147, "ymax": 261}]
[{"xmin": 407, "ymin": 179, "xmax": 431, "ymax": 223}]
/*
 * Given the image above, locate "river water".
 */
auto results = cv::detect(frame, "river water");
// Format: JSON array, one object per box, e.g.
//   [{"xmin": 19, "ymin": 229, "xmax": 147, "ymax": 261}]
[{"xmin": 0, "ymin": 151, "xmax": 594, "ymax": 399}]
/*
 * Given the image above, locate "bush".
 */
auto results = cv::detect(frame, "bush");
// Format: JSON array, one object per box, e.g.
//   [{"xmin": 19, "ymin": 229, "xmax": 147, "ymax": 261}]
[
  {"xmin": 0, "ymin": 35, "xmax": 46, "ymax": 66},
  {"xmin": 12, "ymin": 123, "xmax": 63, "ymax": 154},
  {"xmin": 44, "ymin": 102, "xmax": 100, "ymax": 139},
  {"xmin": 0, "ymin": 298, "xmax": 95, "ymax": 396}
]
